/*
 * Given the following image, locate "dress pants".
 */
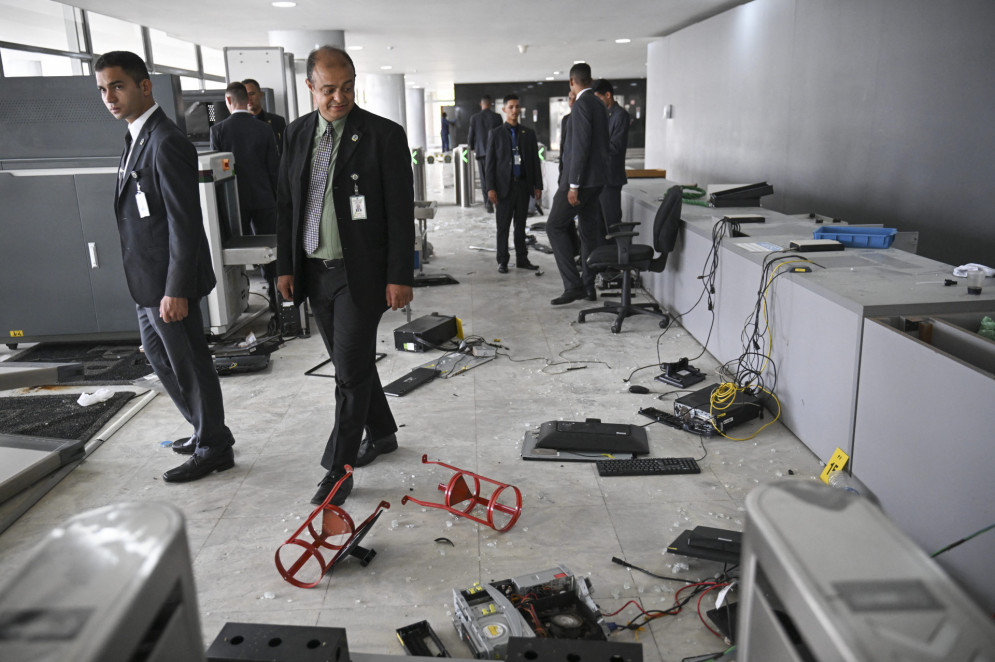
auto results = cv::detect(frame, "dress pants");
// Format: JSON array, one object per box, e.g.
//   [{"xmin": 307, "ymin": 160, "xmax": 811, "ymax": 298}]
[
  {"xmin": 306, "ymin": 259, "xmax": 397, "ymax": 472},
  {"xmin": 137, "ymin": 299, "xmax": 232, "ymax": 457},
  {"xmin": 599, "ymin": 185, "xmax": 623, "ymax": 239},
  {"xmin": 495, "ymin": 178, "xmax": 530, "ymax": 266},
  {"xmin": 546, "ymin": 184, "xmax": 604, "ymax": 292},
  {"xmin": 475, "ymin": 158, "xmax": 489, "ymax": 205}
]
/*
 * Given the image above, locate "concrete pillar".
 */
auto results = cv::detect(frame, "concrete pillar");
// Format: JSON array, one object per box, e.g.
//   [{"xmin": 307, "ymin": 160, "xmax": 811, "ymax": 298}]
[
  {"xmin": 359, "ymin": 73, "xmax": 406, "ymax": 129},
  {"xmin": 268, "ymin": 30, "xmax": 345, "ymax": 117},
  {"xmin": 405, "ymin": 86, "xmax": 427, "ymax": 150}
]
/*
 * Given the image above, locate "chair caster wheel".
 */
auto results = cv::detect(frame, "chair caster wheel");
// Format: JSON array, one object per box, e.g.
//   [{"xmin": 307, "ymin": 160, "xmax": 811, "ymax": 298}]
[
  {"xmin": 611, "ymin": 324, "xmax": 621, "ymax": 334},
  {"xmin": 577, "ymin": 315, "xmax": 585, "ymax": 323},
  {"xmin": 659, "ymin": 320, "xmax": 668, "ymax": 328}
]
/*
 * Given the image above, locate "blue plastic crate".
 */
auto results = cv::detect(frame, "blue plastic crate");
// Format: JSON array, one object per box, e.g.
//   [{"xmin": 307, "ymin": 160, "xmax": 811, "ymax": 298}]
[{"xmin": 813, "ymin": 226, "xmax": 897, "ymax": 248}]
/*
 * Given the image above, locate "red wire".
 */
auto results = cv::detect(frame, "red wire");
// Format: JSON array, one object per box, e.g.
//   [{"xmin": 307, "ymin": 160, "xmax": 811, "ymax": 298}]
[
  {"xmin": 604, "ymin": 599, "xmax": 650, "ymax": 617},
  {"xmin": 696, "ymin": 583, "xmax": 729, "ymax": 638}
]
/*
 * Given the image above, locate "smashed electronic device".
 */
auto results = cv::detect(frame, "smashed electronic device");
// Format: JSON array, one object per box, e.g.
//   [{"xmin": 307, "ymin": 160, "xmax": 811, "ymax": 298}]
[
  {"xmin": 453, "ymin": 564, "xmax": 608, "ymax": 659},
  {"xmin": 674, "ymin": 384, "xmax": 764, "ymax": 433},
  {"xmin": 667, "ymin": 525, "xmax": 743, "ymax": 564},
  {"xmin": 394, "ymin": 313, "xmax": 460, "ymax": 352},
  {"xmin": 521, "ymin": 419, "xmax": 649, "ymax": 462}
]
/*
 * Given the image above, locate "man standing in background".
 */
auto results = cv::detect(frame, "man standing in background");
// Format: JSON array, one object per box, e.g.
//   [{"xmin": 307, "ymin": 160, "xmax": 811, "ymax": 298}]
[
  {"xmin": 467, "ymin": 94, "xmax": 502, "ymax": 213},
  {"xmin": 485, "ymin": 94, "xmax": 542, "ymax": 273},
  {"xmin": 244, "ymin": 78, "xmax": 287, "ymax": 155},
  {"xmin": 594, "ymin": 79, "xmax": 630, "ymax": 237},
  {"xmin": 210, "ymin": 81, "xmax": 280, "ymax": 311},
  {"xmin": 545, "ymin": 63, "xmax": 609, "ymax": 305}
]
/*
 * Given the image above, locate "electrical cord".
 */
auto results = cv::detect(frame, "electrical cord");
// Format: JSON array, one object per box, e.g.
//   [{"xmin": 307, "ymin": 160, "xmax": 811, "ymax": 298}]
[{"xmin": 931, "ymin": 522, "xmax": 995, "ymax": 558}]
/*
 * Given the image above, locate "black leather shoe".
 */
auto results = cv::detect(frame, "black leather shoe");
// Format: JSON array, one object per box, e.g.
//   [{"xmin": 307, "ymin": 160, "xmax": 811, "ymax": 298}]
[
  {"xmin": 162, "ymin": 448, "xmax": 234, "ymax": 483},
  {"xmin": 498, "ymin": 264, "xmax": 509, "ymax": 274},
  {"xmin": 171, "ymin": 437, "xmax": 196, "ymax": 455},
  {"xmin": 516, "ymin": 261, "xmax": 539, "ymax": 270},
  {"xmin": 585, "ymin": 288, "xmax": 597, "ymax": 301},
  {"xmin": 355, "ymin": 432, "xmax": 399, "ymax": 468},
  {"xmin": 312, "ymin": 472, "xmax": 353, "ymax": 506},
  {"xmin": 551, "ymin": 288, "xmax": 585, "ymax": 305}
]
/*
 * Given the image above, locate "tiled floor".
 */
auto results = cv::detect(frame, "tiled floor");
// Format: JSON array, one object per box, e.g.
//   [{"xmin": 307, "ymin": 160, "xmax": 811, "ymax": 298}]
[{"xmin": 0, "ymin": 168, "xmax": 824, "ymax": 661}]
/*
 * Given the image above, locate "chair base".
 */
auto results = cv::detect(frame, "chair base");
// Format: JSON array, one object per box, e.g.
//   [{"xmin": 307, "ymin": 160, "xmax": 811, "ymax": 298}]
[{"xmin": 578, "ymin": 300, "xmax": 670, "ymax": 334}]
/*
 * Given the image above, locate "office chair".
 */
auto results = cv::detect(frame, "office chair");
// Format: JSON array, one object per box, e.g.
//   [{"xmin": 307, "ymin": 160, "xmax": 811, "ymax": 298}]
[{"xmin": 578, "ymin": 185, "xmax": 682, "ymax": 333}]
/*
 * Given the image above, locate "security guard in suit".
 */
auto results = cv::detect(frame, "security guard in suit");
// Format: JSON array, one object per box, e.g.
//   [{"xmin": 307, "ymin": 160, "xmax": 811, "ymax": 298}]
[
  {"xmin": 484, "ymin": 94, "xmax": 543, "ymax": 272},
  {"xmin": 95, "ymin": 50, "xmax": 235, "ymax": 483}
]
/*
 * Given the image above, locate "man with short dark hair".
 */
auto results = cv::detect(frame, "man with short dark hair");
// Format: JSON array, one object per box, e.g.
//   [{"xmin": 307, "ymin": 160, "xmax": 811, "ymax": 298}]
[
  {"xmin": 210, "ymin": 81, "xmax": 281, "ymax": 310},
  {"xmin": 95, "ymin": 50, "xmax": 235, "ymax": 482},
  {"xmin": 484, "ymin": 94, "xmax": 542, "ymax": 273},
  {"xmin": 546, "ymin": 62, "xmax": 609, "ymax": 305},
  {"xmin": 243, "ymin": 78, "xmax": 287, "ymax": 154},
  {"xmin": 467, "ymin": 94, "xmax": 502, "ymax": 213},
  {"xmin": 276, "ymin": 46, "xmax": 414, "ymax": 506},
  {"xmin": 593, "ymin": 79, "xmax": 630, "ymax": 237}
]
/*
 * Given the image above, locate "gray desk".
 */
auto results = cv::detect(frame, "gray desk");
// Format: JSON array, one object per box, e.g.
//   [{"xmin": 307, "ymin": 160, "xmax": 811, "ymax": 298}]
[
  {"xmin": 624, "ymin": 179, "xmax": 995, "ymax": 461},
  {"xmin": 623, "ymin": 179, "xmax": 995, "ymax": 612}
]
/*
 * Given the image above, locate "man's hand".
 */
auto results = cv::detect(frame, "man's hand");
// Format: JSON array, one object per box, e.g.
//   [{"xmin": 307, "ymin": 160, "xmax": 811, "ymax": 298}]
[
  {"xmin": 386, "ymin": 284, "xmax": 413, "ymax": 311},
  {"xmin": 488, "ymin": 190, "xmax": 498, "ymax": 205},
  {"xmin": 159, "ymin": 296, "xmax": 188, "ymax": 323},
  {"xmin": 277, "ymin": 275, "xmax": 294, "ymax": 301},
  {"xmin": 534, "ymin": 189, "xmax": 542, "ymax": 202},
  {"xmin": 568, "ymin": 188, "xmax": 580, "ymax": 206}
]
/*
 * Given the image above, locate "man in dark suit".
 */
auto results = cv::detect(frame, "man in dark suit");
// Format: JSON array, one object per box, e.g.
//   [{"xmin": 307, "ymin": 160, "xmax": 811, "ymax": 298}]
[
  {"xmin": 467, "ymin": 95, "xmax": 502, "ymax": 213},
  {"xmin": 594, "ymin": 79, "xmax": 631, "ymax": 237},
  {"xmin": 276, "ymin": 46, "xmax": 414, "ymax": 506},
  {"xmin": 484, "ymin": 94, "xmax": 542, "ymax": 273},
  {"xmin": 557, "ymin": 90, "xmax": 582, "ymax": 260},
  {"xmin": 546, "ymin": 63, "xmax": 609, "ymax": 305},
  {"xmin": 210, "ymin": 81, "xmax": 280, "ymax": 310},
  {"xmin": 244, "ymin": 78, "xmax": 288, "ymax": 155},
  {"xmin": 95, "ymin": 51, "xmax": 235, "ymax": 482}
]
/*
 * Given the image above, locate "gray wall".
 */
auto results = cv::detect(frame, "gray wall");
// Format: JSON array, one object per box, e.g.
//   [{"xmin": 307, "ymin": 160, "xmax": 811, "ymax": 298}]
[{"xmin": 645, "ymin": 0, "xmax": 995, "ymax": 266}]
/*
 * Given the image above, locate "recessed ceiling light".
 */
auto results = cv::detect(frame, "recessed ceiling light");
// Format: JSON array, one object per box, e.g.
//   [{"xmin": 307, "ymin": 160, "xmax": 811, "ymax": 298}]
[
  {"xmin": 615, "ymin": 38, "xmax": 631, "ymax": 44},
  {"xmin": 573, "ymin": 60, "xmax": 585, "ymax": 64},
  {"xmin": 271, "ymin": 1, "xmax": 296, "ymax": 7},
  {"xmin": 553, "ymin": 71, "xmax": 561, "ymax": 75},
  {"xmin": 380, "ymin": 65, "xmax": 393, "ymax": 70},
  {"xmin": 545, "ymin": 76, "xmax": 554, "ymax": 80},
  {"xmin": 347, "ymin": 45, "xmax": 364, "ymax": 51}
]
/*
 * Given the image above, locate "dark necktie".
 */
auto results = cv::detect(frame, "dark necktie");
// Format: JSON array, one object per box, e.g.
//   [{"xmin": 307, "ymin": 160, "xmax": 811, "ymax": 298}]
[
  {"xmin": 304, "ymin": 125, "xmax": 334, "ymax": 254},
  {"xmin": 119, "ymin": 132, "xmax": 133, "ymax": 181}
]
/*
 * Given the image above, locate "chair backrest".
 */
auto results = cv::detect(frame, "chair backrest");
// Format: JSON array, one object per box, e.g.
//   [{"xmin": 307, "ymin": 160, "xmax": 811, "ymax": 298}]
[
  {"xmin": 647, "ymin": 185, "xmax": 683, "ymax": 271},
  {"xmin": 653, "ymin": 185, "xmax": 683, "ymax": 253}
]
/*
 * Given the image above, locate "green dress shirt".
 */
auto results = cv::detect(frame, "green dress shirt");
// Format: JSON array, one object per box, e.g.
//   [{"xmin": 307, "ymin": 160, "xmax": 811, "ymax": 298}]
[{"xmin": 307, "ymin": 114, "xmax": 347, "ymax": 260}]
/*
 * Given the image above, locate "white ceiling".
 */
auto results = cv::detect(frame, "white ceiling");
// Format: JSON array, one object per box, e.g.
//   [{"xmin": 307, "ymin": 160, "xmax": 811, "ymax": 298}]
[{"xmin": 71, "ymin": 0, "xmax": 749, "ymax": 93}]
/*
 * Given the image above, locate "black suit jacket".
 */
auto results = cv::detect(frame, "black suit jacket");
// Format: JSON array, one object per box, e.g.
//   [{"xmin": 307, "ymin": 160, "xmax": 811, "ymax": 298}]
[
  {"xmin": 484, "ymin": 123, "xmax": 544, "ymax": 200},
  {"xmin": 255, "ymin": 109, "xmax": 287, "ymax": 155},
  {"xmin": 467, "ymin": 108, "xmax": 502, "ymax": 158},
  {"xmin": 560, "ymin": 90, "xmax": 609, "ymax": 189},
  {"xmin": 606, "ymin": 103, "xmax": 631, "ymax": 187},
  {"xmin": 276, "ymin": 105, "xmax": 414, "ymax": 315},
  {"xmin": 210, "ymin": 111, "xmax": 279, "ymax": 212},
  {"xmin": 114, "ymin": 107, "xmax": 216, "ymax": 308}
]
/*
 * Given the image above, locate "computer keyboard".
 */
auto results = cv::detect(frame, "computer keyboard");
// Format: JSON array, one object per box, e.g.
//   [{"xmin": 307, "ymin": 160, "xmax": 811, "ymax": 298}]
[{"xmin": 596, "ymin": 457, "xmax": 701, "ymax": 477}]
